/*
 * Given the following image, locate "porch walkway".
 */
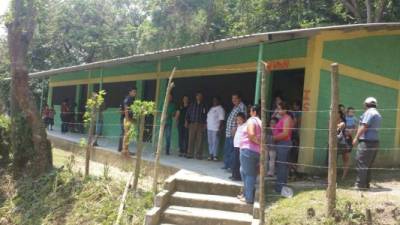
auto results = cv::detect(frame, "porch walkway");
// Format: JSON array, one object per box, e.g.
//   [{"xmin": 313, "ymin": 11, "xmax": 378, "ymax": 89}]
[{"xmin": 47, "ymin": 130, "xmax": 240, "ymax": 183}]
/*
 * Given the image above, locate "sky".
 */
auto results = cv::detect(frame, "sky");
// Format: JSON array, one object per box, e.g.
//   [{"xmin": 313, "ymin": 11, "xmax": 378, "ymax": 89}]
[{"xmin": 0, "ymin": 0, "xmax": 11, "ymax": 37}]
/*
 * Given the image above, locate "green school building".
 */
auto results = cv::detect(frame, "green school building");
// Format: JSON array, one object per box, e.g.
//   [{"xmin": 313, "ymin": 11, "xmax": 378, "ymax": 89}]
[{"xmin": 30, "ymin": 23, "xmax": 400, "ymax": 170}]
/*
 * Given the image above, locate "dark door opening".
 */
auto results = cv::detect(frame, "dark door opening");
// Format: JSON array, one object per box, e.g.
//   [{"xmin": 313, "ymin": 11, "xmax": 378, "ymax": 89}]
[
  {"xmin": 269, "ymin": 69, "xmax": 305, "ymax": 164},
  {"xmin": 173, "ymin": 72, "xmax": 256, "ymax": 112},
  {"xmin": 270, "ymin": 69, "xmax": 305, "ymax": 108}
]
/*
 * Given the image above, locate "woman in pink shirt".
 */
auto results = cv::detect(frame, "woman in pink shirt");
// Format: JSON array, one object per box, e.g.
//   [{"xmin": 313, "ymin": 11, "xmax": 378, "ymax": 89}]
[
  {"xmin": 238, "ymin": 105, "xmax": 262, "ymax": 204},
  {"xmin": 273, "ymin": 102, "xmax": 294, "ymax": 193}
]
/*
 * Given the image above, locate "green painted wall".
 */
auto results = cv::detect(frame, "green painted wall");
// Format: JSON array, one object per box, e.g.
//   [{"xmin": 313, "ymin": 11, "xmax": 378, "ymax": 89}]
[
  {"xmin": 50, "ymin": 62, "xmax": 157, "ymax": 83},
  {"xmin": 50, "ymin": 38, "xmax": 308, "ymax": 83},
  {"xmin": 161, "ymin": 38, "xmax": 308, "ymax": 71},
  {"xmin": 323, "ymin": 35, "xmax": 400, "ymax": 80},
  {"xmin": 314, "ymin": 70, "xmax": 398, "ymax": 166}
]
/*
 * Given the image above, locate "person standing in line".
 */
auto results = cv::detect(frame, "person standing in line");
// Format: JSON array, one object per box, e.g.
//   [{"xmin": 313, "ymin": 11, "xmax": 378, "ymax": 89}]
[
  {"xmin": 289, "ymin": 100, "xmax": 302, "ymax": 176},
  {"xmin": 42, "ymin": 104, "xmax": 50, "ymax": 129},
  {"xmin": 48, "ymin": 105, "xmax": 56, "ymax": 131},
  {"xmin": 206, "ymin": 96, "xmax": 225, "ymax": 161},
  {"xmin": 352, "ymin": 97, "xmax": 382, "ymax": 190},
  {"xmin": 238, "ymin": 105, "xmax": 262, "ymax": 204},
  {"xmin": 272, "ymin": 102, "xmax": 294, "ymax": 194},
  {"xmin": 185, "ymin": 92, "xmax": 207, "ymax": 159},
  {"xmin": 176, "ymin": 95, "xmax": 190, "ymax": 157},
  {"xmin": 222, "ymin": 93, "xmax": 246, "ymax": 170},
  {"xmin": 60, "ymin": 98, "xmax": 70, "ymax": 133},
  {"xmin": 230, "ymin": 112, "xmax": 246, "ymax": 181},
  {"xmin": 266, "ymin": 117, "xmax": 279, "ymax": 177},
  {"xmin": 165, "ymin": 94, "xmax": 177, "ymax": 155},
  {"xmin": 118, "ymin": 88, "xmax": 137, "ymax": 152},
  {"xmin": 121, "ymin": 87, "xmax": 137, "ymax": 156}
]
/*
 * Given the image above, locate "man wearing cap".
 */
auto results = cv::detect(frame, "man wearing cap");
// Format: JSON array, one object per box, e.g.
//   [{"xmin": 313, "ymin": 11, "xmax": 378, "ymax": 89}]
[{"xmin": 352, "ymin": 97, "xmax": 382, "ymax": 190}]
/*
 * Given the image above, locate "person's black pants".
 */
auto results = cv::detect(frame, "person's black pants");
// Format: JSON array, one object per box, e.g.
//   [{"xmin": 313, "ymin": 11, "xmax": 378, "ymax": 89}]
[
  {"xmin": 61, "ymin": 116, "xmax": 68, "ymax": 133},
  {"xmin": 232, "ymin": 147, "xmax": 241, "ymax": 180},
  {"xmin": 117, "ymin": 119, "xmax": 124, "ymax": 152},
  {"xmin": 178, "ymin": 125, "xmax": 188, "ymax": 155}
]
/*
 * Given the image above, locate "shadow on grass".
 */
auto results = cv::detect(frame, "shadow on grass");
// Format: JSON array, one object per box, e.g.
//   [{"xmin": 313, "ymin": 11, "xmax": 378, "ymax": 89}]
[
  {"xmin": 265, "ymin": 168, "xmax": 400, "ymax": 206},
  {"xmin": 3, "ymin": 167, "xmax": 81, "ymax": 225}
]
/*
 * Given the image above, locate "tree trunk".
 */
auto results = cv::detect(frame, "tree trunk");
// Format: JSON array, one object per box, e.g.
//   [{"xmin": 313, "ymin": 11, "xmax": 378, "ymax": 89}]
[
  {"xmin": 327, "ymin": 63, "xmax": 339, "ymax": 216},
  {"xmin": 259, "ymin": 62, "xmax": 270, "ymax": 225},
  {"xmin": 152, "ymin": 68, "xmax": 176, "ymax": 194},
  {"xmin": 85, "ymin": 107, "xmax": 97, "ymax": 177},
  {"xmin": 132, "ymin": 116, "xmax": 146, "ymax": 192},
  {"xmin": 7, "ymin": 0, "xmax": 52, "ymax": 176},
  {"xmin": 365, "ymin": 0, "xmax": 372, "ymax": 23}
]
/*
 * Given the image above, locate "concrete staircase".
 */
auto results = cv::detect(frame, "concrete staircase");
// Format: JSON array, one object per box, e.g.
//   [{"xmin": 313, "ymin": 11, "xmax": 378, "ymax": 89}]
[{"xmin": 145, "ymin": 170, "xmax": 260, "ymax": 225}]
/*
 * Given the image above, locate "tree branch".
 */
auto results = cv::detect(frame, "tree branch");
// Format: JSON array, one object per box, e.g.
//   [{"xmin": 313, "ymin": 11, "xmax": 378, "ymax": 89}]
[
  {"xmin": 374, "ymin": 0, "xmax": 386, "ymax": 22},
  {"xmin": 342, "ymin": 0, "xmax": 362, "ymax": 21},
  {"xmin": 365, "ymin": 0, "xmax": 372, "ymax": 23}
]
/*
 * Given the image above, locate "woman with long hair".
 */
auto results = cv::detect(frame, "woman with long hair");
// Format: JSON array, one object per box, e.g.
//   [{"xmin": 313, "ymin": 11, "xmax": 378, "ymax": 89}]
[
  {"xmin": 273, "ymin": 102, "xmax": 294, "ymax": 194},
  {"xmin": 238, "ymin": 105, "xmax": 262, "ymax": 204}
]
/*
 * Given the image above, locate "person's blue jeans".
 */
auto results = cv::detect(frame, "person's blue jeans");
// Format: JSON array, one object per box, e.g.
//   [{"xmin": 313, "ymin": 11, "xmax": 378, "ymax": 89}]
[
  {"xmin": 275, "ymin": 140, "xmax": 292, "ymax": 193},
  {"xmin": 207, "ymin": 130, "xmax": 219, "ymax": 157},
  {"xmin": 223, "ymin": 137, "xmax": 234, "ymax": 169},
  {"xmin": 165, "ymin": 124, "xmax": 172, "ymax": 155},
  {"xmin": 240, "ymin": 148, "xmax": 260, "ymax": 203}
]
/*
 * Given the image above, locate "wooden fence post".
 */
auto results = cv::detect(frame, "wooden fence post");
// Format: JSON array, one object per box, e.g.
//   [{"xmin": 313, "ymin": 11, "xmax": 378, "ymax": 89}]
[
  {"xmin": 259, "ymin": 62, "xmax": 270, "ymax": 225},
  {"xmin": 133, "ymin": 116, "xmax": 146, "ymax": 192},
  {"xmin": 152, "ymin": 68, "xmax": 176, "ymax": 194},
  {"xmin": 85, "ymin": 107, "xmax": 97, "ymax": 177},
  {"xmin": 327, "ymin": 63, "xmax": 339, "ymax": 216}
]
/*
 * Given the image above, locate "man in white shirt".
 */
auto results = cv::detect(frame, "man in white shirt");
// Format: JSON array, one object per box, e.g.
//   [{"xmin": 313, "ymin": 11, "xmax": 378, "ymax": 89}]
[{"xmin": 207, "ymin": 97, "xmax": 225, "ymax": 160}]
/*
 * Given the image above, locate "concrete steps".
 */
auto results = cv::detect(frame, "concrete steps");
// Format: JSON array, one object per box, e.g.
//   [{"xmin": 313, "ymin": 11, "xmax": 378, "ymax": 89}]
[
  {"xmin": 175, "ymin": 177, "xmax": 242, "ymax": 197},
  {"xmin": 144, "ymin": 170, "xmax": 258, "ymax": 225},
  {"xmin": 170, "ymin": 191, "xmax": 253, "ymax": 214},
  {"xmin": 162, "ymin": 205, "xmax": 253, "ymax": 225}
]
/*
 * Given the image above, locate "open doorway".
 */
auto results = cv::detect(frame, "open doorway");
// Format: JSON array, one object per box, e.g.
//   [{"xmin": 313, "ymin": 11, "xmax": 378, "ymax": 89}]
[
  {"xmin": 173, "ymin": 72, "xmax": 256, "ymax": 111},
  {"xmin": 269, "ymin": 69, "xmax": 305, "ymax": 172},
  {"xmin": 270, "ymin": 69, "xmax": 305, "ymax": 108}
]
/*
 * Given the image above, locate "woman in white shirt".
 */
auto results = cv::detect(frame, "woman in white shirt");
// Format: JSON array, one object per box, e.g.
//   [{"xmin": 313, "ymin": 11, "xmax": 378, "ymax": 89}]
[
  {"xmin": 206, "ymin": 97, "xmax": 225, "ymax": 161},
  {"xmin": 230, "ymin": 112, "xmax": 246, "ymax": 181}
]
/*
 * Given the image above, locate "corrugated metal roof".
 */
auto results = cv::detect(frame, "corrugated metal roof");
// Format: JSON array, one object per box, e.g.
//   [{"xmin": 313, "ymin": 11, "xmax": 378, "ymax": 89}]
[{"xmin": 29, "ymin": 23, "xmax": 400, "ymax": 78}]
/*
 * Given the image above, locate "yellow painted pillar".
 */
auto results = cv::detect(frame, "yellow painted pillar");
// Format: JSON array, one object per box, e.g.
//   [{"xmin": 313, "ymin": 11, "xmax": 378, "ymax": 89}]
[{"xmin": 298, "ymin": 35, "xmax": 324, "ymax": 172}]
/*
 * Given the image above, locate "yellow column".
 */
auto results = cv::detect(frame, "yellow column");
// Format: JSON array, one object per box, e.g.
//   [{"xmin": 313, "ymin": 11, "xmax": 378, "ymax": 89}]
[{"xmin": 298, "ymin": 35, "xmax": 324, "ymax": 172}]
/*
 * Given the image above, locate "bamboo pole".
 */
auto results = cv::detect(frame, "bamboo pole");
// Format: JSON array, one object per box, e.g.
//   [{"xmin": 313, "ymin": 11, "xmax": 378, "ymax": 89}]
[
  {"xmin": 115, "ymin": 172, "xmax": 134, "ymax": 225},
  {"xmin": 152, "ymin": 68, "xmax": 176, "ymax": 194},
  {"xmin": 327, "ymin": 63, "xmax": 339, "ymax": 216},
  {"xmin": 132, "ymin": 116, "xmax": 146, "ymax": 192},
  {"xmin": 259, "ymin": 62, "xmax": 269, "ymax": 225}
]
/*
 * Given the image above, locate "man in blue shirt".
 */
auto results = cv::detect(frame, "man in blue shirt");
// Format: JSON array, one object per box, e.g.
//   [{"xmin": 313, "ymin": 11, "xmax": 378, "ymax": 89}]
[{"xmin": 352, "ymin": 97, "xmax": 382, "ymax": 190}]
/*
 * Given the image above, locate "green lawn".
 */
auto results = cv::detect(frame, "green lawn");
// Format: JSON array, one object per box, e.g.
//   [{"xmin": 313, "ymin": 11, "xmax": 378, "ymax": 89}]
[{"xmin": 0, "ymin": 149, "xmax": 153, "ymax": 225}]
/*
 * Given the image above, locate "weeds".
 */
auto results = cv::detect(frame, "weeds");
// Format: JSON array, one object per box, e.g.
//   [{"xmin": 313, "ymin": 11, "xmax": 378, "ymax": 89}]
[{"xmin": 0, "ymin": 160, "xmax": 153, "ymax": 225}]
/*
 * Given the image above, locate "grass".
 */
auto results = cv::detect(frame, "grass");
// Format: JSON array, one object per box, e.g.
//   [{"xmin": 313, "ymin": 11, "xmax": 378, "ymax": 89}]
[
  {"xmin": 265, "ymin": 171, "xmax": 400, "ymax": 225},
  {"xmin": 0, "ymin": 149, "xmax": 154, "ymax": 225}
]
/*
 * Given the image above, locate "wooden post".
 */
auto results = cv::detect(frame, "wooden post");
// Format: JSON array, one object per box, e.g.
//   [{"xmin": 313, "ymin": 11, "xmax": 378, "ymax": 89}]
[
  {"xmin": 132, "ymin": 116, "xmax": 146, "ymax": 192},
  {"xmin": 85, "ymin": 106, "xmax": 97, "ymax": 177},
  {"xmin": 259, "ymin": 62, "xmax": 270, "ymax": 225},
  {"xmin": 327, "ymin": 63, "xmax": 339, "ymax": 216},
  {"xmin": 152, "ymin": 68, "xmax": 176, "ymax": 194}
]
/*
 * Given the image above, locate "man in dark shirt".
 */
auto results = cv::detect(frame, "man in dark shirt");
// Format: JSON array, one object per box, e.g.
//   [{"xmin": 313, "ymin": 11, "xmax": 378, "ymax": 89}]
[
  {"xmin": 185, "ymin": 92, "xmax": 207, "ymax": 159},
  {"xmin": 118, "ymin": 87, "xmax": 136, "ymax": 156}
]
